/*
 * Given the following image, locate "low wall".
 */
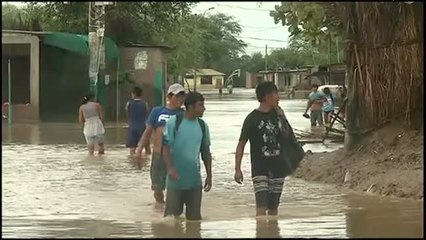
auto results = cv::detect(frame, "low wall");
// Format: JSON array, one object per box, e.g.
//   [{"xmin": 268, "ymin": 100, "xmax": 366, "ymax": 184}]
[{"xmin": 2, "ymin": 103, "xmax": 39, "ymax": 123}]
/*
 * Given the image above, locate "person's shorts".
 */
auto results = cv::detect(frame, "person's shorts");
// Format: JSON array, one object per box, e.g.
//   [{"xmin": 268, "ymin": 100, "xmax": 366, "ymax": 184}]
[
  {"xmin": 150, "ymin": 152, "xmax": 167, "ymax": 191},
  {"xmin": 310, "ymin": 110, "xmax": 323, "ymax": 126},
  {"xmin": 252, "ymin": 173, "xmax": 285, "ymax": 210},
  {"xmin": 84, "ymin": 134, "xmax": 104, "ymax": 146},
  {"xmin": 164, "ymin": 186, "xmax": 202, "ymax": 220},
  {"xmin": 126, "ymin": 127, "xmax": 144, "ymax": 148}
]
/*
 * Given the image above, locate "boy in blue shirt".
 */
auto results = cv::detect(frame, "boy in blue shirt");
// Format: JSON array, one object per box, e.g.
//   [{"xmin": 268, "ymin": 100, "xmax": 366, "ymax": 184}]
[
  {"xmin": 135, "ymin": 83, "xmax": 186, "ymax": 203},
  {"xmin": 125, "ymin": 86, "xmax": 149, "ymax": 156},
  {"xmin": 162, "ymin": 91, "xmax": 212, "ymax": 220}
]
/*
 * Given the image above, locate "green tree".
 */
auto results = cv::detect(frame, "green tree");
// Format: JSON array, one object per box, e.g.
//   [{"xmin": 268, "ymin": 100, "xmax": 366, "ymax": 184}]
[
  {"xmin": 270, "ymin": 2, "xmax": 342, "ymax": 46},
  {"xmin": 2, "ymin": 3, "xmax": 42, "ymax": 31},
  {"xmin": 26, "ymin": 2, "xmax": 196, "ymax": 45},
  {"xmin": 165, "ymin": 12, "xmax": 248, "ymax": 79}
]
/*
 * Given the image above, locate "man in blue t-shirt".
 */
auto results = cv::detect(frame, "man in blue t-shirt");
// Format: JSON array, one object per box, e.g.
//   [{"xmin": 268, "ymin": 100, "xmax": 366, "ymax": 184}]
[
  {"xmin": 135, "ymin": 83, "xmax": 186, "ymax": 203},
  {"xmin": 162, "ymin": 91, "xmax": 212, "ymax": 220}
]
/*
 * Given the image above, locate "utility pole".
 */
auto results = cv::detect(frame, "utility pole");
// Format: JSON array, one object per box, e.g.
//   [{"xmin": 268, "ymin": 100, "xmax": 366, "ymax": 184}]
[
  {"xmin": 336, "ymin": 38, "xmax": 340, "ymax": 63},
  {"xmin": 328, "ymin": 33, "xmax": 331, "ymax": 65},
  {"xmin": 264, "ymin": 44, "xmax": 268, "ymax": 71},
  {"xmin": 328, "ymin": 33, "xmax": 332, "ymax": 85},
  {"xmin": 88, "ymin": 2, "xmax": 107, "ymax": 100},
  {"xmin": 193, "ymin": 14, "xmax": 198, "ymax": 92}
]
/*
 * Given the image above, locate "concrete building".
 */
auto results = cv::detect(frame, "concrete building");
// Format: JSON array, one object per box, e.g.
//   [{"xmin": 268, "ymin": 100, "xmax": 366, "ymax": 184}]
[
  {"xmin": 245, "ymin": 71, "xmax": 263, "ymax": 89},
  {"xmin": 305, "ymin": 63, "xmax": 347, "ymax": 87},
  {"xmin": 110, "ymin": 43, "xmax": 174, "ymax": 121},
  {"xmin": 2, "ymin": 30, "xmax": 120, "ymax": 122},
  {"xmin": 2, "ymin": 30, "xmax": 40, "ymax": 122}
]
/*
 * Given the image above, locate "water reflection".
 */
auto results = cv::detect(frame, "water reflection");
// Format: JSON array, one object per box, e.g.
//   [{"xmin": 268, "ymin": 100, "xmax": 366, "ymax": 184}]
[
  {"xmin": 344, "ymin": 194, "xmax": 423, "ymax": 238},
  {"xmin": 255, "ymin": 219, "xmax": 282, "ymax": 238},
  {"xmin": 2, "ymin": 89, "xmax": 423, "ymax": 238}
]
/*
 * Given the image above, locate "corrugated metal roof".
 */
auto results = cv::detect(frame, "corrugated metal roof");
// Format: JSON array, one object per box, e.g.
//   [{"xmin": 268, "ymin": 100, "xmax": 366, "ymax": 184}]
[
  {"xmin": 2, "ymin": 30, "xmax": 120, "ymax": 60},
  {"xmin": 186, "ymin": 68, "xmax": 225, "ymax": 76},
  {"xmin": 124, "ymin": 42, "xmax": 175, "ymax": 50},
  {"xmin": 2, "ymin": 29, "xmax": 50, "ymax": 36},
  {"xmin": 259, "ymin": 69, "xmax": 311, "ymax": 74}
]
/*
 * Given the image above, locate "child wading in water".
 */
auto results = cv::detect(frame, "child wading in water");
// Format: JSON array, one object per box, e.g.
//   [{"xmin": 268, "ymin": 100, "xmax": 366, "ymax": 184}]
[
  {"xmin": 79, "ymin": 93, "xmax": 105, "ymax": 155},
  {"xmin": 125, "ymin": 86, "xmax": 149, "ymax": 156}
]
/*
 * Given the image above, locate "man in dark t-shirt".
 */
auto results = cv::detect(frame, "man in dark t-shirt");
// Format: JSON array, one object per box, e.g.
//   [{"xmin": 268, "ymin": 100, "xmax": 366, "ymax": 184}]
[{"xmin": 234, "ymin": 81, "xmax": 287, "ymax": 216}]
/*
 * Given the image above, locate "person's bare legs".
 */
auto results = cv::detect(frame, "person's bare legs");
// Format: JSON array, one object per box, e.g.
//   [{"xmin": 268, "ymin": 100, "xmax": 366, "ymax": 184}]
[
  {"xmin": 256, "ymin": 207, "xmax": 267, "ymax": 216},
  {"xmin": 98, "ymin": 143, "xmax": 105, "ymax": 155},
  {"xmin": 145, "ymin": 145, "xmax": 151, "ymax": 155},
  {"xmin": 88, "ymin": 145, "xmax": 95, "ymax": 156},
  {"xmin": 268, "ymin": 209, "xmax": 278, "ymax": 216},
  {"xmin": 154, "ymin": 190, "xmax": 165, "ymax": 203},
  {"xmin": 323, "ymin": 112, "xmax": 330, "ymax": 124},
  {"xmin": 129, "ymin": 147, "xmax": 136, "ymax": 156}
]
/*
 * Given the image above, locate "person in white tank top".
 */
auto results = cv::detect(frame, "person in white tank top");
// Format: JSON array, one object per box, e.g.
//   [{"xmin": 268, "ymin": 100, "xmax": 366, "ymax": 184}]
[{"xmin": 79, "ymin": 93, "xmax": 105, "ymax": 155}]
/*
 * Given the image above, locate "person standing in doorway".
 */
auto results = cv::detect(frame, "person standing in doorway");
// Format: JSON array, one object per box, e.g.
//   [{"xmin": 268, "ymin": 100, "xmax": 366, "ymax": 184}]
[
  {"xmin": 322, "ymin": 87, "xmax": 336, "ymax": 125},
  {"xmin": 162, "ymin": 91, "xmax": 212, "ymax": 220},
  {"xmin": 79, "ymin": 92, "xmax": 105, "ymax": 156},
  {"xmin": 135, "ymin": 83, "xmax": 186, "ymax": 203},
  {"xmin": 303, "ymin": 84, "xmax": 326, "ymax": 127},
  {"xmin": 125, "ymin": 86, "xmax": 149, "ymax": 156},
  {"xmin": 234, "ymin": 82, "xmax": 287, "ymax": 217}
]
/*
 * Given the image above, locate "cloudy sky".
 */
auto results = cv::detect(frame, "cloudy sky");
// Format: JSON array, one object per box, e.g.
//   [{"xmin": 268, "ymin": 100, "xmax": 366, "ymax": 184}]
[
  {"xmin": 192, "ymin": 1, "xmax": 290, "ymax": 55},
  {"xmin": 4, "ymin": 1, "xmax": 290, "ymax": 55}
]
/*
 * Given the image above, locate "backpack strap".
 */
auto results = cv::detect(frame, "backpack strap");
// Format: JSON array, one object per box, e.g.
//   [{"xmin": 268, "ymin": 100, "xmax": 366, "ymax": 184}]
[
  {"xmin": 173, "ymin": 114, "xmax": 210, "ymax": 161},
  {"xmin": 198, "ymin": 118, "xmax": 211, "ymax": 162},
  {"xmin": 198, "ymin": 118, "xmax": 206, "ymax": 151},
  {"xmin": 161, "ymin": 113, "xmax": 183, "ymax": 158},
  {"xmin": 174, "ymin": 113, "xmax": 184, "ymax": 134}
]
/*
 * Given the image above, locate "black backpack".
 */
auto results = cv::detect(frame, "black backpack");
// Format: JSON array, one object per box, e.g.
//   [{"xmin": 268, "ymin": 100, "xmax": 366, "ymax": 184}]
[{"xmin": 276, "ymin": 111, "xmax": 305, "ymax": 177}]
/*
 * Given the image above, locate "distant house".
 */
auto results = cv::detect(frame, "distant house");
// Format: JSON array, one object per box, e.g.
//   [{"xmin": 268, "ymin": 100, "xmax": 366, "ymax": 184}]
[
  {"xmin": 305, "ymin": 63, "xmax": 347, "ymax": 86},
  {"xmin": 259, "ymin": 68, "xmax": 314, "ymax": 91},
  {"xmin": 245, "ymin": 71, "xmax": 263, "ymax": 89},
  {"xmin": 184, "ymin": 69, "xmax": 225, "ymax": 90}
]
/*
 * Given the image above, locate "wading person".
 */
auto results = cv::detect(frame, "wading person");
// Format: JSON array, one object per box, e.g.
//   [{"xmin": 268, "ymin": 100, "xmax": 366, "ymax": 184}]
[
  {"xmin": 79, "ymin": 92, "xmax": 105, "ymax": 156},
  {"xmin": 162, "ymin": 91, "xmax": 212, "ymax": 220},
  {"xmin": 337, "ymin": 85, "xmax": 347, "ymax": 120},
  {"xmin": 303, "ymin": 84, "xmax": 326, "ymax": 127},
  {"xmin": 135, "ymin": 83, "xmax": 186, "ymax": 203},
  {"xmin": 125, "ymin": 86, "xmax": 149, "ymax": 156},
  {"xmin": 322, "ymin": 87, "xmax": 336, "ymax": 125},
  {"xmin": 234, "ymin": 82, "xmax": 304, "ymax": 216}
]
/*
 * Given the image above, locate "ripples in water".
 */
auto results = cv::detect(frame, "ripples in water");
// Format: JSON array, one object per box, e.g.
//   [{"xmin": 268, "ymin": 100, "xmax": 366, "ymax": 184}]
[{"xmin": 2, "ymin": 95, "xmax": 423, "ymax": 238}]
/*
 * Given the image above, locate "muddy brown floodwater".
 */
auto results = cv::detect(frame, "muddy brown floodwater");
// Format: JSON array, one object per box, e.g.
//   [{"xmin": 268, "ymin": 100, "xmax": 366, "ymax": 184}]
[{"xmin": 2, "ymin": 89, "xmax": 423, "ymax": 238}]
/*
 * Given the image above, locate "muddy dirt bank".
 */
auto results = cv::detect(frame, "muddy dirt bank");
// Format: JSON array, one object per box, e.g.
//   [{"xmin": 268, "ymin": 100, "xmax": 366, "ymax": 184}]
[{"xmin": 294, "ymin": 123, "xmax": 423, "ymax": 200}]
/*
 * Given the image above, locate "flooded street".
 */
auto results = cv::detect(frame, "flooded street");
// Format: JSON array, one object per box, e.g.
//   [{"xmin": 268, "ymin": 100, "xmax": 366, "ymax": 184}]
[{"xmin": 2, "ymin": 89, "xmax": 423, "ymax": 238}]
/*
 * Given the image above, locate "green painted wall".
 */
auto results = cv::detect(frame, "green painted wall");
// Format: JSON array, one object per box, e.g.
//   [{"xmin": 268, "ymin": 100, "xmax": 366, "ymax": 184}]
[
  {"xmin": 39, "ymin": 46, "xmax": 89, "ymax": 122},
  {"xmin": 154, "ymin": 69, "xmax": 164, "ymax": 106}
]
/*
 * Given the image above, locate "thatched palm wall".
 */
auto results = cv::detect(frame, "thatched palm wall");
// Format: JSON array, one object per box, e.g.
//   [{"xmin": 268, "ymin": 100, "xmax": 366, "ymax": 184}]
[{"xmin": 337, "ymin": 2, "xmax": 423, "ymax": 136}]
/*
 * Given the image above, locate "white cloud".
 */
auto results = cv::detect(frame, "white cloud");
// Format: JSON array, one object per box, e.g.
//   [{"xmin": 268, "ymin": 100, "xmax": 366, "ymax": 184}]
[{"xmin": 192, "ymin": 1, "xmax": 290, "ymax": 55}]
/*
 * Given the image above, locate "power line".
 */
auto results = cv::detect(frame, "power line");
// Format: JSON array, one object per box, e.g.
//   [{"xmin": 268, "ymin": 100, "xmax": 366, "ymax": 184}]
[
  {"xmin": 246, "ymin": 46, "xmax": 283, "ymax": 49},
  {"xmin": 242, "ymin": 25, "xmax": 283, "ymax": 30},
  {"xmin": 240, "ymin": 36, "xmax": 289, "ymax": 43},
  {"xmin": 213, "ymin": 3, "xmax": 273, "ymax": 12}
]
